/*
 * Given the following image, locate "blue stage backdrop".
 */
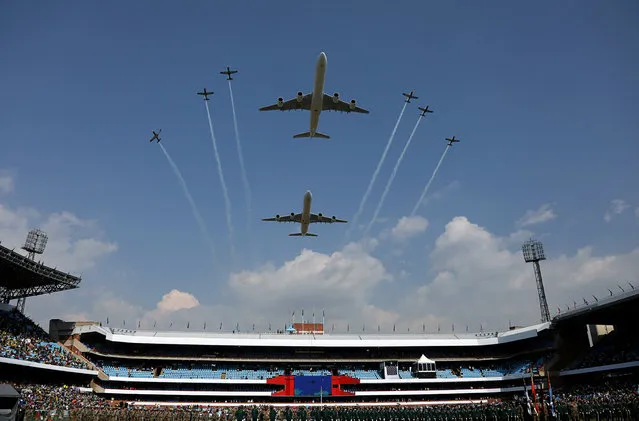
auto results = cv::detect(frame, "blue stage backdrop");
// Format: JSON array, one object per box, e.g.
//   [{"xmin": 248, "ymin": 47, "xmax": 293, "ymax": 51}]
[{"xmin": 293, "ymin": 376, "xmax": 332, "ymax": 397}]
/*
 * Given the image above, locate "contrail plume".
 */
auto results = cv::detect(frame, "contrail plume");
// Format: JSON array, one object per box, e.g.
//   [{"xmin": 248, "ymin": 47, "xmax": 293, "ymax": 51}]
[
  {"xmin": 204, "ymin": 101, "xmax": 235, "ymax": 257},
  {"xmin": 346, "ymin": 101, "xmax": 408, "ymax": 241},
  {"xmin": 227, "ymin": 80, "xmax": 252, "ymax": 225},
  {"xmin": 364, "ymin": 115, "xmax": 423, "ymax": 237},
  {"xmin": 159, "ymin": 142, "xmax": 216, "ymax": 260},
  {"xmin": 410, "ymin": 145, "xmax": 450, "ymax": 216}
]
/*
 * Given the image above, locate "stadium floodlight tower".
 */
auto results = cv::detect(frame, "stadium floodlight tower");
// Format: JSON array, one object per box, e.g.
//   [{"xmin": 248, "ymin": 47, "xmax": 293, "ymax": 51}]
[
  {"xmin": 522, "ymin": 238, "xmax": 551, "ymax": 323},
  {"xmin": 18, "ymin": 229, "xmax": 48, "ymax": 312}
]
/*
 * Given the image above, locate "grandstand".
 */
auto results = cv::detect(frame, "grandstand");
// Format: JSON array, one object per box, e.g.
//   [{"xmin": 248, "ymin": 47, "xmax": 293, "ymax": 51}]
[
  {"xmin": 35, "ymin": 320, "xmax": 556, "ymax": 404},
  {"xmin": 1, "ymin": 233, "xmax": 638, "ymax": 418},
  {"xmin": 552, "ymin": 288, "xmax": 639, "ymax": 382}
]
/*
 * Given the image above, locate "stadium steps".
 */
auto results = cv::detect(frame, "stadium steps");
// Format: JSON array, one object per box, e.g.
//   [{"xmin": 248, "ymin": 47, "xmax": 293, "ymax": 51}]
[
  {"xmin": 90, "ymin": 379, "xmax": 105, "ymax": 393},
  {"xmin": 96, "ymin": 369, "xmax": 110, "ymax": 381},
  {"xmin": 60, "ymin": 341, "xmax": 98, "ymax": 370},
  {"xmin": 65, "ymin": 337, "xmax": 90, "ymax": 353}
]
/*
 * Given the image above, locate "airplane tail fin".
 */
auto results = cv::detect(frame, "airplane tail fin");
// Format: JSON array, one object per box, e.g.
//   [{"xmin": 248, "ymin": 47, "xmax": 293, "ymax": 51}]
[
  {"xmin": 289, "ymin": 233, "xmax": 318, "ymax": 237},
  {"xmin": 293, "ymin": 131, "xmax": 330, "ymax": 139}
]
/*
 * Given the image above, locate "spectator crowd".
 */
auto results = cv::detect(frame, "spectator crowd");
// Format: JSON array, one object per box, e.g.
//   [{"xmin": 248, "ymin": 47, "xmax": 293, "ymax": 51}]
[
  {"xmin": 4, "ymin": 381, "xmax": 637, "ymax": 421},
  {"xmin": 569, "ymin": 330, "xmax": 639, "ymax": 370},
  {"xmin": 0, "ymin": 309, "xmax": 90, "ymax": 370}
]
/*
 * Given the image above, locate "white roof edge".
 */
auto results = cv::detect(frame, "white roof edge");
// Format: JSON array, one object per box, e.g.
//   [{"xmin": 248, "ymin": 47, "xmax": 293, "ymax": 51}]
[
  {"xmin": 0, "ymin": 356, "xmax": 98, "ymax": 375},
  {"xmin": 74, "ymin": 323, "xmax": 551, "ymax": 348}
]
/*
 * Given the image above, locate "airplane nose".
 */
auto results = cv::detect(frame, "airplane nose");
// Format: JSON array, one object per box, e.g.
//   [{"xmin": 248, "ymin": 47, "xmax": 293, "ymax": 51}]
[
  {"xmin": 305, "ymin": 190, "xmax": 312, "ymax": 198},
  {"xmin": 318, "ymin": 52, "xmax": 327, "ymax": 64}
]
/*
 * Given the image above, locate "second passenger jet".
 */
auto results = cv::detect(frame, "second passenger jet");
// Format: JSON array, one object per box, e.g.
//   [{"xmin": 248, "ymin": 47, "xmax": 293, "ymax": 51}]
[
  {"xmin": 259, "ymin": 52, "xmax": 369, "ymax": 139},
  {"xmin": 262, "ymin": 190, "xmax": 347, "ymax": 237}
]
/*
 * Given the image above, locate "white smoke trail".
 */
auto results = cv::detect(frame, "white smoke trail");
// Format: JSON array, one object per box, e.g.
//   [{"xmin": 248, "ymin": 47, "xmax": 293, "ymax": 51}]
[
  {"xmin": 346, "ymin": 101, "xmax": 408, "ymax": 241},
  {"xmin": 204, "ymin": 101, "xmax": 235, "ymax": 257},
  {"xmin": 159, "ymin": 143, "xmax": 216, "ymax": 260},
  {"xmin": 363, "ymin": 115, "xmax": 423, "ymax": 237},
  {"xmin": 410, "ymin": 145, "xmax": 450, "ymax": 216},
  {"xmin": 227, "ymin": 80, "xmax": 252, "ymax": 225}
]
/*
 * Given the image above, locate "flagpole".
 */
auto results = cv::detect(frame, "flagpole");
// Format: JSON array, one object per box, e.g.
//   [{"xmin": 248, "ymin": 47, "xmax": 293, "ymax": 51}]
[{"xmin": 322, "ymin": 309, "xmax": 325, "ymax": 333}]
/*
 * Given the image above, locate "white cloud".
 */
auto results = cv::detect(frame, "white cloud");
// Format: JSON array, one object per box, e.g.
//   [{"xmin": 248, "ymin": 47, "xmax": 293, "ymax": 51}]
[
  {"xmin": 13, "ymin": 211, "xmax": 639, "ymax": 334},
  {"xmin": 406, "ymin": 217, "xmax": 639, "ymax": 330},
  {"xmin": 0, "ymin": 174, "xmax": 14, "ymax": 195},
  {"xmin": 604, "ymin": 199, "xmax": 629, "ymax": 222},
  {"xmin": 228, "ymin": 242, "xmax": 392, "ymax": 326},
  {"xmin": 156, "ymin": 289, "xmax": 200, "ymax": 313},
  {"xmin": 517, "ymin": 203, "xmax": 557, "ymax": 227},
  {"xmin": 391, "ymin": 216, "xmax": 429, "ymax": 240},
  {"xmin": 0, "ymin": 203, "xmax": 117, "ymax": 272},
  {"xmin": 0, "ymin": 195, "xmax": 117, "ymax": 328}
]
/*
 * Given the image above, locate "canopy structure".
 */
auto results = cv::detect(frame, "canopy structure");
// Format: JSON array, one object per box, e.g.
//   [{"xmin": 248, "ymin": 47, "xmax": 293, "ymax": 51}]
[
  {"xmin": 417, "ymin": 354, "xmax": 435, "ymax": 364},
  {"xmin": 414, "ymin": 354, "xmax": 437, "ymax": 377}
]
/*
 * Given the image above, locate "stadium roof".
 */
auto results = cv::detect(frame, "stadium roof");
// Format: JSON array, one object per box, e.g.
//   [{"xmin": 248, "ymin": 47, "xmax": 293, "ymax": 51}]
[
  {"xmin": 74, "ymin": 322, "xmax": 551, "ymax": 348},
  {"xmin": 0, "ymin": 242, "xmax": 81, "ymax": 302},
  {"xmin": 551, "ymin": 288, "xmax": 639, "ymax": 327}
]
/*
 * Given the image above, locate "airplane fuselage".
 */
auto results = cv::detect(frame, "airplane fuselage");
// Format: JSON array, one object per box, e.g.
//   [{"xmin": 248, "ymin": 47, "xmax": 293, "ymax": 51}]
[
  {"xmin": 309, "ymin": 53, "xmax": 327, "ymax": 137},
  {"xmin": 300, "ymin": 190, "xmax": 313, "ymax": 235}
]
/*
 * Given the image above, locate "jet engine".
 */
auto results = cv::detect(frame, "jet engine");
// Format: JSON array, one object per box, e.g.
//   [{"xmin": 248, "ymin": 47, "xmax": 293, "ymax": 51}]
[
  {"xmin": 296, "ymin": 92, "xmax": 304, "ymax": 102},
  {"xmin": 318, "ymin": 212, "xmax": 323, "ymax": 217},
  {"xmin": 290, "ymin": 212, "xmax": 295, "ymax": 217},
  {"xmin": 332, "ymin": 93, "xmax": 340, "ymax": 103},
  {"xmin": 275, "ymin": 215, "xmax": 281, "ymax": 221},
  {"xmin": 349, "ymin": 99, "xmax": 356, "ymax": 110},
  {"xmin": 332, "ymin": 216, "xmax": 337, "ymax": 221},
  {"xmin": 277, "ymin": 98, "xmax": 284, "ymax": 108}
]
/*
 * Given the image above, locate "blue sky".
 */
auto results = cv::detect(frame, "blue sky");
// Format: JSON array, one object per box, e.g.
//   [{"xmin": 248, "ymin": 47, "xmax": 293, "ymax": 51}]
[{"xmin": 1, "ymin": 1, "xmax": 638, "ymax": 331}]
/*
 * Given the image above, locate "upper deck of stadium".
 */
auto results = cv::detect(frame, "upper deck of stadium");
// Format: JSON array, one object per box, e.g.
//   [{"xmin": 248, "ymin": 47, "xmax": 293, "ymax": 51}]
[
  {"xmin": 551, "ymin": 288, "xmax": 639, "ymax": 327},
  {"xmin": 74, "ymin": 322, "xmax": 552, "ymax": 348}
]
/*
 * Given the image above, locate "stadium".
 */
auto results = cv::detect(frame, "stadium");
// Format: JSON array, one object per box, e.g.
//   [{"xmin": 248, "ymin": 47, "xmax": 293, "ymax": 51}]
[{"xmin": 1, "ymin": 232, "xmax": 638, "ymax": 421}]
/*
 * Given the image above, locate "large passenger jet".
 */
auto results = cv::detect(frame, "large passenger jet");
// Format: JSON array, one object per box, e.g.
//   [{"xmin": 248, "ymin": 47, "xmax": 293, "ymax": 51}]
[
  {"xmin": 259, "ymin": 52, "xmax": 369, "ymax": 139},
  {"xmin": 262, "ymin": 190, "xmax": 347, "ymax": 237}
]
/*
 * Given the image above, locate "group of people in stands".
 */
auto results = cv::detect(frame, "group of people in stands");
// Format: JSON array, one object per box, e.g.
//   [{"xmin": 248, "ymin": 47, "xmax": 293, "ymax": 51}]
[
  {"xmin": 4, "ymin": 379, "xmax": 638, "ymax": 420},
  {"xmin": 570, "ymin": 330, "xmax": 639, "ymax": 370},
  {"xmin": 0, "ymin": 308, "xmax": 90, "ymax": 369},
  {"xmin": 12, "ymin": 383, "xmax": 110, "ymax": 411}
]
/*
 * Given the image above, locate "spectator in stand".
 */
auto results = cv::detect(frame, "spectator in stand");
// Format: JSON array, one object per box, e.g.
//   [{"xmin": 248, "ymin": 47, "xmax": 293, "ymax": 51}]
[{"xmin": 0, "ymin": 309, "xmax": 90, "ymax": 369}]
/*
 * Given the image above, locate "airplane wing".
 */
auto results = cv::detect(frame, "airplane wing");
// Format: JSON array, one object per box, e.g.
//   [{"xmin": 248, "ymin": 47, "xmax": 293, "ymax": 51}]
[
  {"xmin": 262, "ymin": 213, "xmax": 301, "ymax": 223},
  {"xmin": 321, "ymin": 94, "xmax": 369, "ymax": 114},
  {"xmin": 259, "ymin": 93, "xmax": 313, "ymax": 111},
  {"xmin": 310, "ymin": 213, "xmax": 347, "ymax": 224}
]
